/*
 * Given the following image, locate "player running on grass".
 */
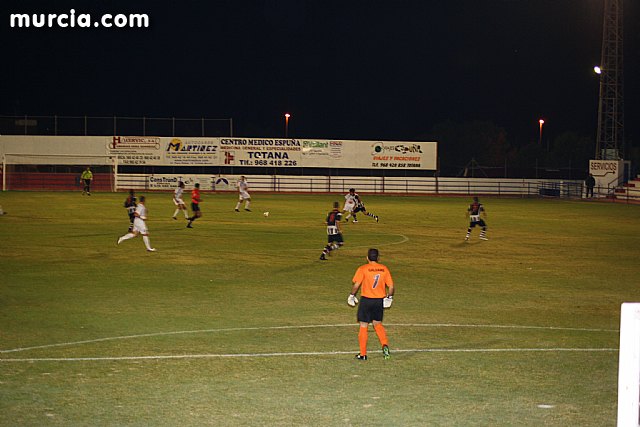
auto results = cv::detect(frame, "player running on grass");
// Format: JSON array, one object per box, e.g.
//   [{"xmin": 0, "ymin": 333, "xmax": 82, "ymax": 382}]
[
  {"xmin": 347, "ymin": 248, "xmax": 394, "ymax": 360},
  {"xmin": 351, "ymin": 192, "xmax": 379, "ymax": 223},
  {"xmin": 465, "ymin": 196, "xmax": 488, "ymax": 241},
  {"xmin": 187, "ymin": 183, "xmax": 202, "ymax": 228},
  {"xmin": 320, "ymin": 202, "xmax": 344, "ymax": 260},
  {"xmin": 342, "ymin": 188, "xmax": 358, "ymax": 221},
  {"xmin": 123, "ymin": 189, "xmax": 137, "ymax": 232},
  {"xmin": 117, "ymin": 195, "xmax": 156, "ymax": 252},
  {"xmin": 234, "ymin": 176, "xmax": 251, "ymax": 212},
  {"xmin": 172, "ymin": 181, "xmax": 189, "ymax": 220}
]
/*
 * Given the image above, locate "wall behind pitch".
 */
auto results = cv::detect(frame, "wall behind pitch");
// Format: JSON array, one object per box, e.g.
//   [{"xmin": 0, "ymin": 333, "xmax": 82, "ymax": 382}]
[
  {"xmin": 1, "ymin": 135, "xmax": 438, "ymax": 171},
  {"xmin": 0, "ymin": 135, "xmax": 108, "ymax": 162}
]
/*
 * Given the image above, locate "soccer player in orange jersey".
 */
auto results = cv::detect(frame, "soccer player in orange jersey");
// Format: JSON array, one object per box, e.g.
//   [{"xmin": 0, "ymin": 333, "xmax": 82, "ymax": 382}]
[
  {"xmin": 347, "ymin": 248, "xmax": 394, "ymax": 360},
  {"xmin": 187, "ymin": 183, "xmax": 202, "ymax": 228}
]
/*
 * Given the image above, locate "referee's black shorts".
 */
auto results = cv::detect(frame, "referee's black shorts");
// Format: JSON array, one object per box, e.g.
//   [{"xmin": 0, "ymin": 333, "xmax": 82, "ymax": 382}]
[{"xmin": 357, "ymin": 296, "xmax": 384, "ymax": 323}]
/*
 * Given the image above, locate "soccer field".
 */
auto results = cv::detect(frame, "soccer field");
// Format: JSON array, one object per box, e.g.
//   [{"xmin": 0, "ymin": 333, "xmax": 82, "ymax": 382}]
[{"xmin": 0, "ymin": 191, "xmax": 638, "ymax": 426}]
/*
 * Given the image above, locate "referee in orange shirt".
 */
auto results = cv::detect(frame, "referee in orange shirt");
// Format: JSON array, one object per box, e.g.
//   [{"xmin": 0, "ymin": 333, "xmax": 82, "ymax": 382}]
[{"xmin": 348, "ymin": 248, "xmax": 394, "ymax": 360}]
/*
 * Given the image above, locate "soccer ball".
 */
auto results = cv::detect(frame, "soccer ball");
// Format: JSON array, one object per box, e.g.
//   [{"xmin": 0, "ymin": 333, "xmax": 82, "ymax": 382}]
[{"xmin": 263, "ymin": 211, "xmax": 270, "ymax": 217}]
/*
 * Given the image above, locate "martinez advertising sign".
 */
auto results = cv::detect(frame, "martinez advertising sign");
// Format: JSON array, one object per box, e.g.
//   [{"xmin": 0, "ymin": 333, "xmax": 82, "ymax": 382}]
[{"xmin": 165, "ymin": 138, "xmax": 219, "ymax": 165}]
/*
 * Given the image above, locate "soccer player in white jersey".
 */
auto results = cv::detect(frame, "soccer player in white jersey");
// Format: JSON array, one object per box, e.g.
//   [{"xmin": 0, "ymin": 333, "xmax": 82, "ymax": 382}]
[
  {"xmin": 172, "ymin": 181, "xmax": 189, "ymax": 220},
  {"xmin": 117, "ymin": 195, "xmax": 156, "ymax": 252},
  {"xmin": 234, "ymin": 176, "xmax": 251, "ymax": 212},
  {"xmin": 342, "ymin": 188, "xmax": 358, "ymax": 222}
]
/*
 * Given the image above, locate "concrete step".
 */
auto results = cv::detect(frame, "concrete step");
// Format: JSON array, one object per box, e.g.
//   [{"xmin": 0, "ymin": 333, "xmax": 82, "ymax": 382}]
[{"xmin": 616, "ymin": 186, "xmax": 640, "ymax": 196}]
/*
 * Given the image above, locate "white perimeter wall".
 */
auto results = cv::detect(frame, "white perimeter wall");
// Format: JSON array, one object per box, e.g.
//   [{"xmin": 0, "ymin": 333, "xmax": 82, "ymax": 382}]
[{"xmin": 117, "ymin": 173, "xmax": 583, "ymax": 197}]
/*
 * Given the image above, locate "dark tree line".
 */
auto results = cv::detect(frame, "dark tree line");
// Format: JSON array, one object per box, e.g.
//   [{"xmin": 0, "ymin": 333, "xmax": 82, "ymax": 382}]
[{"xmin": 425, "ymin": 120, "xmax": 603, "ymax": 179}]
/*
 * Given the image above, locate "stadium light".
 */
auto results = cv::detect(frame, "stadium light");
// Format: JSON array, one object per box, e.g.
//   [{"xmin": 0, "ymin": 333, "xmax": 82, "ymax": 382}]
[
  {"xmin": 538, "ymin": 119, "xmax": 545, "ymax": 147},
  {"xmin": 284, "ymin": 113, "xmax": 291, "ymax": 138},
  {"xmin": 593, "ymin": 66, "xmax": 602, "ymax": 75}
]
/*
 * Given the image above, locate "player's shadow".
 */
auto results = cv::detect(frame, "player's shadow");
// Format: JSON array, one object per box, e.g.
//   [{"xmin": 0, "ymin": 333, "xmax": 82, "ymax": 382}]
[
  {"xmin": 68, "ymin": 233, "xmax": 115, "ymax": 238},
  {"xmin": 452, "ymin": 241, "xmax": 474, "ymax": 248}
]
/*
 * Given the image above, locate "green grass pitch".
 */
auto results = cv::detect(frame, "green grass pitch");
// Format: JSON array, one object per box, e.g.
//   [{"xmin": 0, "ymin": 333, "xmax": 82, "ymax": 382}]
[{"xmin": 0, "ymin": 191, "xmax": 638, "ymax": 426}]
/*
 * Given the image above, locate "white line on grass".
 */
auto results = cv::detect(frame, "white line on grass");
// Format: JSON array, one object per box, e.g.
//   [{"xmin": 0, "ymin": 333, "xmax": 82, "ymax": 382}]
[
  {"xmin": 348, "ymin": 233, "xmax": 410, "ymax": 249},
  {"xmin": 284, "ymin": 233, "xmax": 410, "ymax": 252},
  {"xmin": 0, "ymin": 324, "xmax": 354, "ymax": 354},
  {"xmin": 390, "ymin": 323, "xmax": 618, "ymax": 333},
  {"xmin": 0, "ymin": 322, "xmax": 617, "ymax": 354},
  {"xmin": 0, "ymin": 348, "xmax": 618, "ymax": 363}
]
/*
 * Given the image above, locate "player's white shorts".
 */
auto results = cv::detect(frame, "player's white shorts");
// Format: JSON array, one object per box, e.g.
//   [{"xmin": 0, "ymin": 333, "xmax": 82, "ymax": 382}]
[
  {"xmin": 173, "ymin": 197, "xmax": 185, "ymax": 206},
  {"xmin": 133, "ymin": 218, "xmax": 148, "ymax": 234},
  {"xmin": 238, "ymin": 190, "xmax": 250, "ymax": 200},
  {"xmin": 343, "ymin": 201, "xmax": 355, "ymax": 212}
]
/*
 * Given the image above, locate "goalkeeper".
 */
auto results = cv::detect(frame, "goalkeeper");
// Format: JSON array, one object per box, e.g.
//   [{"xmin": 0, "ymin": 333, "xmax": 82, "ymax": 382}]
[
  {"xmin": 80, "ymin": 166, "xmax": 93, "ymax": 195},
  {"xmin": 347, "ymin": 248, "xmax": 394, "ymax": 361}
]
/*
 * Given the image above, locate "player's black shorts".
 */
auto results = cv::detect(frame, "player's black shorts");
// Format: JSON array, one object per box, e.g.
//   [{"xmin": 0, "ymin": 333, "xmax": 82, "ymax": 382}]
[
  {"xmin": 353, "ymin": 206, "xmax": 365, "ymax": 213},
  {"xmin": 470, "ymin": 219, "xmax": 486, "ymax": 228},
  {"xmin": 357, "ymin": 296, "xmax": 384, "ymax": 323},
  {"xmin": 328, "ymin": 233, "xmax": 344, "ymax": 244},
  {"xmin": 191, "ymin": 203, "xmax": 200, "ymax": 212}
]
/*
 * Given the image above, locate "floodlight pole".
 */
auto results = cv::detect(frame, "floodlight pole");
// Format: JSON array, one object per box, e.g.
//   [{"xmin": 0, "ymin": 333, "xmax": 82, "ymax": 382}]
[{"xmin": 595, "ymin": 0, "xmax": 625, "ymax": 160}]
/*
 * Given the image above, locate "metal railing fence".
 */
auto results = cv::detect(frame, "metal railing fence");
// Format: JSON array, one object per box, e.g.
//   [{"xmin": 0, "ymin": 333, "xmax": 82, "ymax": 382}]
[{"xmin": 0, "ymin": 115, "xmax": 233, "ymax": 137}]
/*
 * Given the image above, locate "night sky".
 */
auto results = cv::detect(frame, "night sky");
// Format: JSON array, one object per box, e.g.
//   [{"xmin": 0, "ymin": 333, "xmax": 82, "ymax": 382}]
[{"xmin": 2, "ymin": 0, "xmax": 638, "ymax": 146}]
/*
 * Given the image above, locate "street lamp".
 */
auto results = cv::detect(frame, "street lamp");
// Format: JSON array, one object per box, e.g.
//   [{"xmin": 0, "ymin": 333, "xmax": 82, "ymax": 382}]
[
  {"xmin": 538, "ymin": 119, "xmax": 545, "ymax": 146},
  {"xmin": 284, "ymin": 113, "xmax": 291, "ymax": 138}
]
